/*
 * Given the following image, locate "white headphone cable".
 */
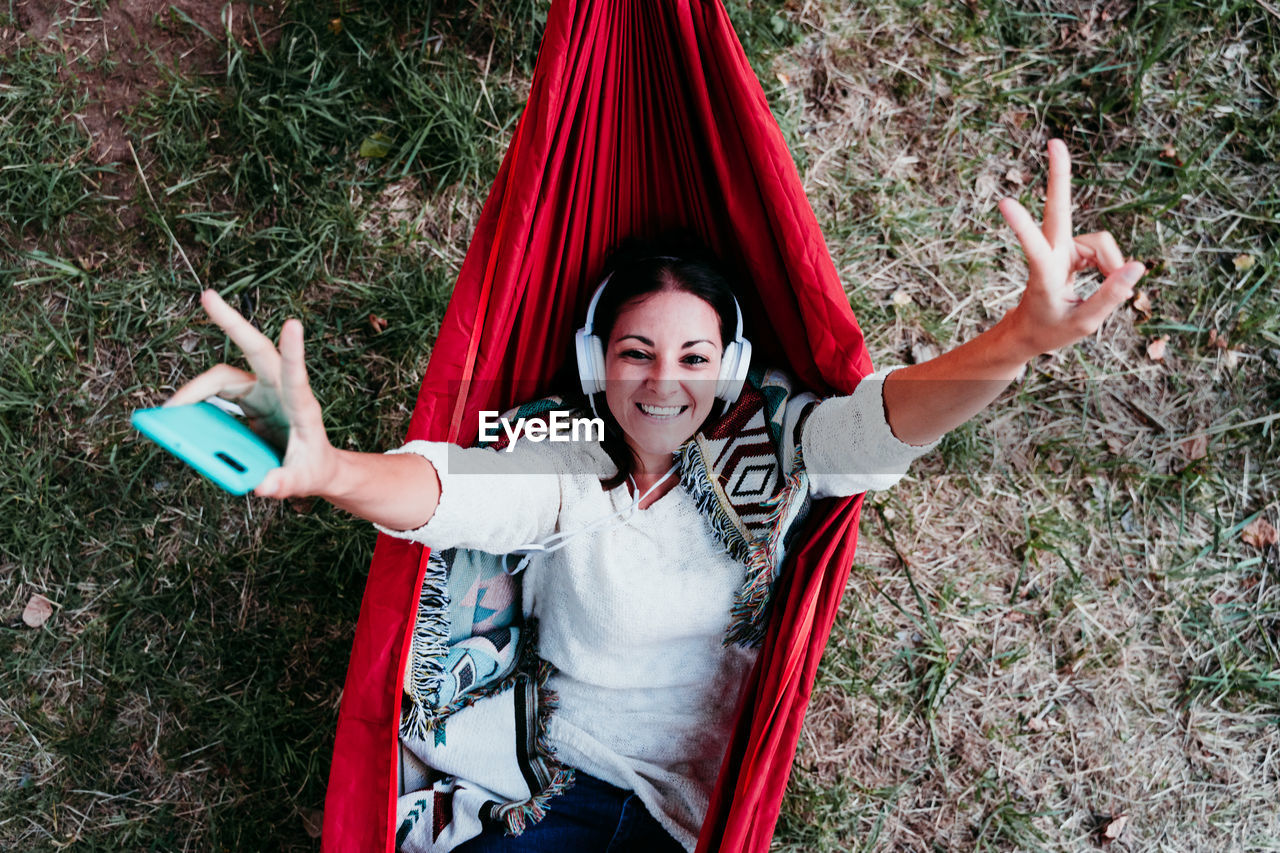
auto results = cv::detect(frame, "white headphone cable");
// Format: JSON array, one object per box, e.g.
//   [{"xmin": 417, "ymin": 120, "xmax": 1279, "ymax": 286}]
[{"xmin": 502, "ymin": 464, "xmax": 678, "ymax": 575}]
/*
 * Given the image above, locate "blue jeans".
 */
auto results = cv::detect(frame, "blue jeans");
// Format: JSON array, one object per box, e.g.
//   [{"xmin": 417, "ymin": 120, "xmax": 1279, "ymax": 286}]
[{"xmin": 454, "ymin": 770, "xmax": 688, "ymax": 852}]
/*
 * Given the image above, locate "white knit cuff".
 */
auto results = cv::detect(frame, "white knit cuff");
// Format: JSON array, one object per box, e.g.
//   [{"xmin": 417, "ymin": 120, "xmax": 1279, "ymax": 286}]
[
  {"xmin": 373, "ymin": 439, "xmax": 565, "ymax": 552},
  {"xmin": 803, "ymin": 366, "xmax": 941, "ymax": 498}
]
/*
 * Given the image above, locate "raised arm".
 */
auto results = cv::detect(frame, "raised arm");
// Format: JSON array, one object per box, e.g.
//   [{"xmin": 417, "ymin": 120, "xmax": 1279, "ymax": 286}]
[
  {"xmin": 166, "ymin": 290, "xmax": 441, "ymax": 530},
  {"xmin": 882, "ymin": 139, "xmax": 1146, "ymax": 446}
]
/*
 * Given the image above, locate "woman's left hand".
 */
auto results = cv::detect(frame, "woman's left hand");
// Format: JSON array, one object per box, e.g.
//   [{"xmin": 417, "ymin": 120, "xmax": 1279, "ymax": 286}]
[{"xmin": 998, "ymin": 139, "xmax": 1146, "ymax": 356}]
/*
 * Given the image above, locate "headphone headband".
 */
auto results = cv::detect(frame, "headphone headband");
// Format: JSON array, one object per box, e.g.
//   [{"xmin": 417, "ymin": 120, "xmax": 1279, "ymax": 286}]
[{"xmin": 580, "ymin": 255, "xmax": 684, "ymax": 336}]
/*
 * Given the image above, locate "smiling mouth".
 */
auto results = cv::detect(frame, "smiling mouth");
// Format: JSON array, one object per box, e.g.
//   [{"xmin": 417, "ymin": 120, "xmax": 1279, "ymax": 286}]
[{"xmin": 637, "ymin": 403, "xmax": 688, "ymax": 419}]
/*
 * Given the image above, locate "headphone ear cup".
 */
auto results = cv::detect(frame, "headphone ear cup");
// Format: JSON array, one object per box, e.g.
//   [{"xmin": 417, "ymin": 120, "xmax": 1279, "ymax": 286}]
[
  {"xmin": 589, "ymin": 335, "xmax": 606, "ymax": 395},
  {"xmin": 575, "ymin": 329, "xmax": 607, "ymax": 396},
  {"xmin": 716, "ymin": 337, "xmax": 752, "ymax": 403}
]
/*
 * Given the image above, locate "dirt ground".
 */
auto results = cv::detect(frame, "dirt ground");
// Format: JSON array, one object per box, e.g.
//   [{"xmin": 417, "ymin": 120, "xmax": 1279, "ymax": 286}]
[{"xmin": 10, "ymin": 0, "xmax": 279, "ymax": 164}]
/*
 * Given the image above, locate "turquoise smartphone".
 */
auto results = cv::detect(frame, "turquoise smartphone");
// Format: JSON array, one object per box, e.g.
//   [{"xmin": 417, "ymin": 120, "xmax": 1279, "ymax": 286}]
[{"xmin": 131, "ymin": 402, "xmax": 282, "ymax": 496}]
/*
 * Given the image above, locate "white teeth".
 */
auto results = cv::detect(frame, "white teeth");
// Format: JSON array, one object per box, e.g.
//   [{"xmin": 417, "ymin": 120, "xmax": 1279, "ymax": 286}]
[{"xmin": 639, "ymin": 403, "xmax": 684, "ymax": 418}]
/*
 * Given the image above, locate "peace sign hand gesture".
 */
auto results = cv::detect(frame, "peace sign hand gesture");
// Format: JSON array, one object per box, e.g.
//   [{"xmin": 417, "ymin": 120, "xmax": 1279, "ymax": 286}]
[
  {"xmin": 165, "ymin": 290, "xmax": 339, "ymax": 500},
  {"xmin": 998, "ymin": 139, "xmax": 1146, "ymax": 356}
]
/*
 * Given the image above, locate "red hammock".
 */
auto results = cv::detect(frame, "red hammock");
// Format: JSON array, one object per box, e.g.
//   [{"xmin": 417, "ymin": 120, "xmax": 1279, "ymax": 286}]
[{"xmin": 322, "ymin": 1, "xmax": 874, "ymax": 850}]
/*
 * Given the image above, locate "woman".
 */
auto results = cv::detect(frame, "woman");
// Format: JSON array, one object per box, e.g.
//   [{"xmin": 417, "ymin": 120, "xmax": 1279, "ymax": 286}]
[{"xmin": 166, "ymin": 140, "xmax": 1145, "ymax": 851}]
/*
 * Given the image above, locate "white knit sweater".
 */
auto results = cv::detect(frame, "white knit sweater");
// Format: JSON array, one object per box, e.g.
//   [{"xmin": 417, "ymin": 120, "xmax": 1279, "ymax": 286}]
[{"xmin": 377, "ymin": 367, "xmax": 938, "ymax": 851}]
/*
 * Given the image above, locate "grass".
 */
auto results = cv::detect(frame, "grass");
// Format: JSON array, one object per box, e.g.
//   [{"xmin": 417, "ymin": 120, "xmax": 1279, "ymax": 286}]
[
  {"xmin": 2, "ymin": 0, "xmax": 1279, "ymax": 850},
  {"xmin": 0, "ymin": 42, "xmax": 107, "ymax": 237}
]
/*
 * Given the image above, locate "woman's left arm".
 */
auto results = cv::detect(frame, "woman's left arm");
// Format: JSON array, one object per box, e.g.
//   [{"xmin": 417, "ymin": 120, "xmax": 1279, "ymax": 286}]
[{"xmin": 882, "ymin": 139, "xmax": 1147, "ymax": 447}]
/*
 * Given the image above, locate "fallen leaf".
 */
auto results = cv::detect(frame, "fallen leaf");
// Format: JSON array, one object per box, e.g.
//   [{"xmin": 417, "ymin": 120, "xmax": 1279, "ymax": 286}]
[
  {"xmin": 1233, "ymin": 253, "xmax": 1255, "ymax": 271},
  {"xmin": 1207, "ymin": 328, "xmax": 1227, "ymax": 349},
  {"xmin": 287, "ymin": 496, "xmax": 317, "ymax": 515},
  {"xmin": 1225, "ymin": 349, "xmax": 1241, "ymax": 370},
  {"xmin": 1146, "ymin": 335, "xmax": 1169, "ymax": 361},
  {"xmin": 1103, "ymin": 814, "xmax": 1129, "ymax": 840},
  {"xmin": 328, "ymin": 18, "xmax": 342, "ymax": 34},
  {"xmin": 910, "ymin": 340, "xmax": 939, "ymax": 364},
  {"xmin": 368, "ymin": 313, "xmax": 389, "ymax": 334},
  {"xmin": 1180, "ymin": 434, "xmax": 1208, "ymax": 461},
  {"xmin": 1003, "ymin": 109, "xmax": 1030, "ymax": 129},
  {"xmin": 891, "ymin": 289, "xmax": 913, "ymax": 307},
  {"xmin": 1004, "ymin": 167, "xmax": 1026, "ymax": 186},
  {"xmin": 1025, "ymin": 715, "xmax": 1046, "ymax": 732},
  {"xmin": 775, "ymin": 72, "xmax": 790, "ymax": 86},
  {"xmin": 1004, "ymin": 610, "xmax": 1028, "ymax": 623},
  {"xmin": 1131, "ymin": 290, "xmax": 1152, "ymax": 319},
  {"xmin": 301, "ymin": 808, "xmax": 324, "ymax": 839},
  {"xmin": 359, "ymin": 132, "xmax": 394, "ymax": 159},
  {"xmin": 1106, "ymin": 437, "xmax": 1126, "ymax": 455},
  {"xmin": 1242, "ymin": 518, "xmax": 1278, "ymax": 549},
  {"xmin": 22, "ymin": 594, "xmax": 54, "ymax": 628}
]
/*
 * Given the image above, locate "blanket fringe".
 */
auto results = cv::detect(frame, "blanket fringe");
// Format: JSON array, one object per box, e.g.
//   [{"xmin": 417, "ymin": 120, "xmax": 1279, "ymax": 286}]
[
  {"xmin": 676, "ymin": 440, "xmax": 750, "ymax": 563},
  {"xmin": 400, "ymin": 551, "xmax": 452, "ymax": 741},
  {"xmin": 495, "ymin": 654, "xmax": 577, "ymax": 835},
  {"xmin": 723, "ymin": 447, "xmax": 809, "ymax": 648},
  {"xmin": 402, "ymin": 608, "xmax": 540, "ymax": 741},
  {"xmin": 498, "ymin": 765, "xmax": 577, "ymax": 836}
]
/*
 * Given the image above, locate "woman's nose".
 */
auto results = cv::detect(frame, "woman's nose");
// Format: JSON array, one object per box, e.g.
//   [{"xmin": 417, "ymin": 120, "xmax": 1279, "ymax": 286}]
[{"xmin": 643, "ymin": 356, "xmax": 681, "ymax": 393}]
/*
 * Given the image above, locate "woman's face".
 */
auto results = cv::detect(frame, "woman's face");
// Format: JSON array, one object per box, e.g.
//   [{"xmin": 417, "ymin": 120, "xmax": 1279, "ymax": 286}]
[{"xmin": 603, "ymin": 289, "xmax": 724, "ymax": 472}]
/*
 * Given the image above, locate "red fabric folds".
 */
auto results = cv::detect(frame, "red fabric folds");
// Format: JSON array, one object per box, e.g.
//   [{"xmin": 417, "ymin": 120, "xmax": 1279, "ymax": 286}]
[{"xmin": 322, "ymin": 2, "xmax": 873, "ymax": 850}]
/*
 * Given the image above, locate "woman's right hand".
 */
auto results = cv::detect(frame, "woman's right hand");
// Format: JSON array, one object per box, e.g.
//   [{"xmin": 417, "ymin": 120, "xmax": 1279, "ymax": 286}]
[{"xmin": 165, "ymin": 289, "xmax": 338, "ymax": 500}]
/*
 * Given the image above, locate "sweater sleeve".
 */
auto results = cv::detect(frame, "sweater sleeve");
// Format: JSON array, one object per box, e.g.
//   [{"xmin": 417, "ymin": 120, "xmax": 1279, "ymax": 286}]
[
  {"xmin": 802, "ymin": 366, "xmax": 942, "ymax": 499},
  {"xmin": 371, "ymin": 438, "xmax": 568, "ymax": 553}
]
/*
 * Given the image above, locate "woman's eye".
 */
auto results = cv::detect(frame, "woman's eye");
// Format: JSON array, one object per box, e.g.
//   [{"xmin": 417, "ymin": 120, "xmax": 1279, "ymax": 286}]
[
  {"xmin": 683, "ymin": 354, "xmax": 710, "ymax": 365},
  {"xmin": 620, "ymin": 349, "xmax": 651, "ymax": 360}
]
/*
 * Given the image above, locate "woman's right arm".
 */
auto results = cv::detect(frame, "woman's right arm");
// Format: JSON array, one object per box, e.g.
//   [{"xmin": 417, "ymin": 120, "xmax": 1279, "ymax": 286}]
[
  {"xmin": 166, "ymin": 290, "xmax": 442, "ymax": 531},
  {"xmin": 321, "ymin": 449, "xmax": 440, "ymax": 531}
]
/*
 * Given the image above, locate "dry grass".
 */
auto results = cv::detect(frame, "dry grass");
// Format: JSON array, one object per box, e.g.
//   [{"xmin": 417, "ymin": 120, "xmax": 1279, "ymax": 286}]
[{"xmin": 772, "ymin": 0, "xmax": 1280, "ymax": 849}]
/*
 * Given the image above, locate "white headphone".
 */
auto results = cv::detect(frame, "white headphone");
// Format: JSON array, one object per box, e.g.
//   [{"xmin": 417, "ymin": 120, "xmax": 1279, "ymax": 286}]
[{"xmin": 574, "ymin": 259, "xmax": 753, "ymax": 404}]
